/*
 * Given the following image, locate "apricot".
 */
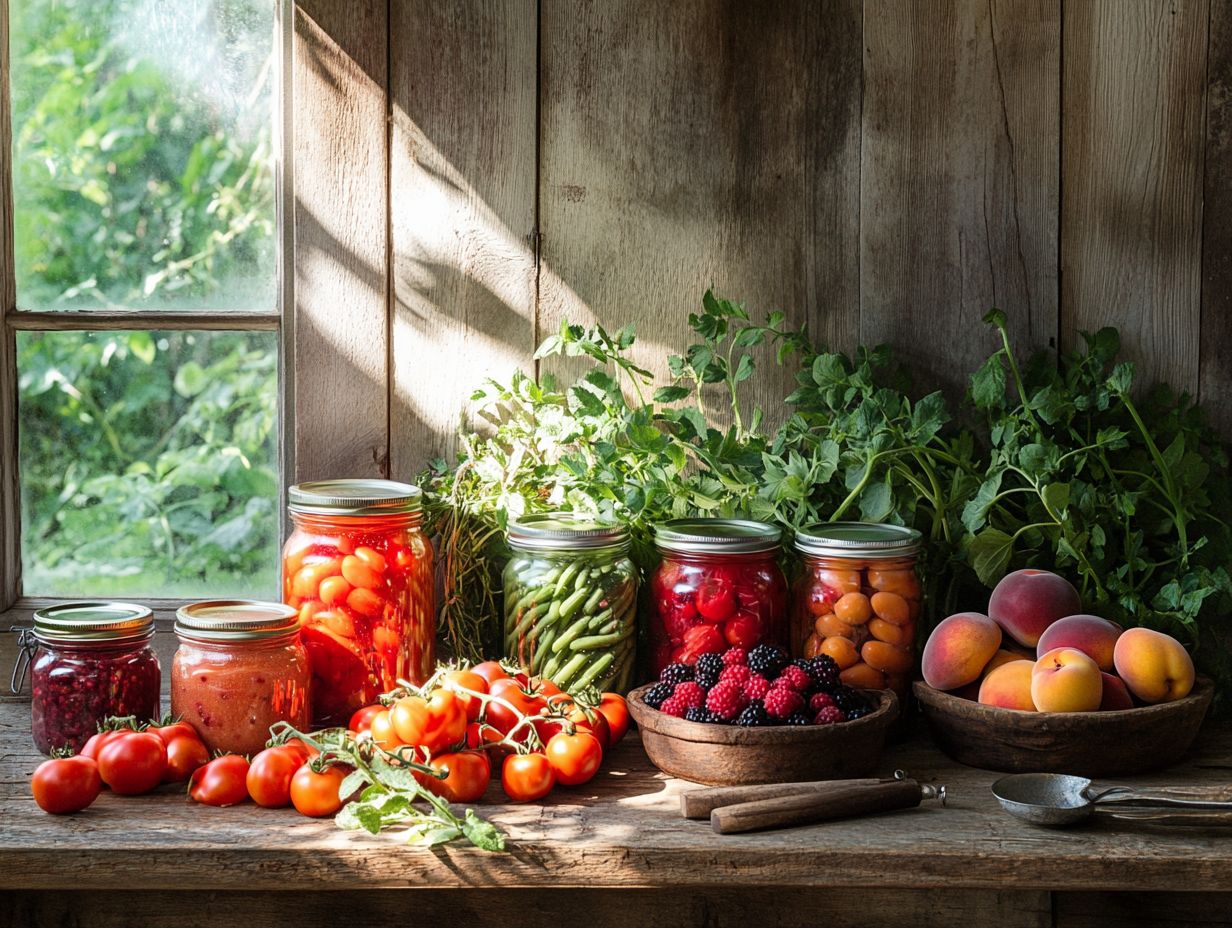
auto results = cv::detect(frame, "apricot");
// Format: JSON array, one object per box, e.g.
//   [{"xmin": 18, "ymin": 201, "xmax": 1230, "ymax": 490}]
[
  {"xmin": 816, "ymin": 569, "xmax": 862, "ymax": 597},
  {"xmin": 1099, "ymin": 672, "xmax": 1135, "ymax": 711},
  {"xmin": 1031, "ymin": 647, "xmax": 1103, "ymax": 712},
  {"xmin": 988, "ymin": 569, "xmax": 1081, "ymax": 648},
  {"xmin": 834, "ymin": 592, "xmax": 873, "ymax": 625},
  {"xmin": 867, "ymin": 568, "xmax": 921, "ymax": 599},
  {"xmin": 869, "ymin": 617, "xmax": 910, "ymax": 647},
  {"xmin": 861, "ymin": 640, "xmax": 913, "ymax": 674},
  {"xmin": 978, "ymin": 659, "xmax": 1036, "ymax": 711},
  {"xmin": 804, "ymin": 633, "xmax": 824, "ymax": 658},
  {"xmin": 815, "ymin": 612, "xmax": 855, "ymax": 639},
  {"xmin": 840, "ymin": 662, "xmax": 887, "ymax": 689},
  {"xmin": 820, "ymin": 636, "xmax": 860, "ymax": 670},
  {"xmin": 1036, "ymin": 614, "xmax": 1122, "ymax": 672},
  {"xmin": 920, "ymin": 612, "xmax": 1002, "ymax": 691},
  {"xmin": 870, "ymin": 591, "xmax": 910, "ymax": 625},
  {"xmin": 1113, "ymin": 627, "xmax": 1195, "ymax": 704}
]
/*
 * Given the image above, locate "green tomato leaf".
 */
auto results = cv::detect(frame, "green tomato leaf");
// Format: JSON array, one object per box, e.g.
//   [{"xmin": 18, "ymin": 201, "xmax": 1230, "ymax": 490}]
[
  {"xmin": 970, "ymin": 528, "xmax": 1015, "ymax": 586},
  {"xmin": 653, "ymin": 385, "xmax": 691, "ymax": 404},
  {"xmin": 971, "ymin": 354, "xmax": 1006, "ymax": 409},
  {"xmin": 462, "ymin": 810, "xmax": 507, "ymax": 852}
]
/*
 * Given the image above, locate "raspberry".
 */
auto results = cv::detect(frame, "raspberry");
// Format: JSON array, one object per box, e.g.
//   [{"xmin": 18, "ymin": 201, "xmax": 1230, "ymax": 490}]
[
  {"xmin": 643, "ymin": 682, "xmax": 675, "ymax": 709},
  {"xmin": 746, "ymin": 644, "xmax": 788, "ymax": 678},
  {"xmin": 721, "ymin": 647, "xmax": 748, "ymax": 667},
  {"xmin": 775, "ymin": 664, "xmax": 812, "ymax": 692},
  {"xmin": 809, "ymin": 692, "xmax": 837, "ymax": 713},
  {"xmin": 735, "ymin": 700, "xmax": 770, "ymax": 727},
  {"xmin": 719, "ymin": 664, "xmax": 751, "ymax": 686},
  {"xmin": 695, "ymin": 652, "xmax": 724, "ymax": 689},
  {"xmin": 704, "ymin": 680, "xmax": 748, "ymax": 720},
  {"xmin": 659, "ymin": 695, "xmax": 689, "ymax": 718},
  {"xmin": 743, "ymin": 674, "xmax": 772, "ymax": 701},
  {"xmin": 659, "ymin": 663, "xmax": 695, "ymax": 685},
  {"xmin": 785, "ymin": 713, "xmax": 812, "ymax": 726},
  {"xmin": 813, "ymin": 705, "xmax": 847, "ymax": 725},
  {"xmin": 672, "ymin": 681, "xmax": 706, "ymax": 710},
  {"xmin": 763, "ymin": 685, "xmax": 804, "ymax": 720}
]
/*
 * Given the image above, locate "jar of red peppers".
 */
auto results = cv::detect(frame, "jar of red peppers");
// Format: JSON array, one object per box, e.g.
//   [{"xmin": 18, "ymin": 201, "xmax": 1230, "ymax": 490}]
[
  {"xmin": 14, "ymin": 602, "xmax": 160, "ymax": 755},
  {"xmin": 793, "ymin": 522, "xmax": 922, "ymax": 700},
  {"xmin": 171, "ymin": 600, "xmax": 311, "ymax": 755},
  {"xmin": 648, "ymin": 519, "xmax": 788, "ymax": 677},
  {"xmin": 282, "ymin": 479, "xmax": 434, "ymax": 726}
]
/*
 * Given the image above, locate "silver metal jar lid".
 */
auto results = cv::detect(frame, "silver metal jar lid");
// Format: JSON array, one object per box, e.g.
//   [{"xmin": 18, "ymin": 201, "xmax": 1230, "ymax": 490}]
[
  {"xmin": 654, "ymin": 518, "xmax": 782, "ymax": 555},
  {"xmin": 288, "ymin": 479, "xmax": 422, "ymax": 516},
  {"xmin": 32, "ymin": 601, "xmax": 155, "ymax": 643},
  {"xmin": 794, "ymin": 522, "xmax": 922, "ymax": 558},
  {"xmin": 175, "ymin": 600, "xmax": 300, "ymax": 642},
  {"xmin": 507, "ymin": 512, "xmax": 630, "ymax": 552}
]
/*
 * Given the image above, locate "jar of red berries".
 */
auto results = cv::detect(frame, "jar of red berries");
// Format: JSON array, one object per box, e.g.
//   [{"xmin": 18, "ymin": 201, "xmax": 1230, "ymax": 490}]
[
  {"xmin": 647, "ymin": 519, "xmax": 788, "ymax": 677},
  {"xmin": 14, "ymin": 602, "xmax": 161, "ymax": 755}
]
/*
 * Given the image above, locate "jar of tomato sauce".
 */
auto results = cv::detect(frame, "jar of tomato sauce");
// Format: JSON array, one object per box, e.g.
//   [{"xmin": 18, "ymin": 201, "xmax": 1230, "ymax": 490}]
[
  {"xmin": 283, "ymin": 479, "xmax": 434, "ymax": 725},
  {"xmin": 171, "ymin": 600, "xmax": 310, "ymax": 755},
  {"xmin": 648, "ymin": 519, "xmax": 788, "ymax": 676},
  {"xmin": 793, "ymin": 523, "xmax": 922, "ymax": 700},
  {"xmin": 15, "ymin": 602, "xmax": 160, "ymax": 754}
]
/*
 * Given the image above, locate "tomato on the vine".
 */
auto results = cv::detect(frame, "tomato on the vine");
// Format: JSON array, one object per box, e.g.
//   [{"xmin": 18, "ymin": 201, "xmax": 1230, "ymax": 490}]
[
  {"xmin": 441, "ymin": 669, "xmax": 488, "ymax": 722},
  {"xmin": 162, "ymin": 734, "xmax": 210, "ymax": 783},
  {"xmin": 501, "ymin": 752, "xmax": 555, "ymax": 802},
  {"xmin": 147, "ymin": 720, "xmax": 198, "ymax": 746},
  {"xmin": 31, "ymin": 756, "xmax": 101, "ymax": 814},
  {"xmin": 569, "ymin": 707, "xmax": 610, "ymax": 753},
  {"xmin": 348, "ymin": 704, "xmax": 385, "ymax": 734},
  {"xmin": 189, "ymin": 755, "xmax": 251, "ymax": 807},
  {"xmin": 545, "ymin": 731, "xmax": 602, "ymax": 787},
  {"xmin": 486, "ymin": 678, "xmax": 544, "ymax": 737},
  {"xmin": 424, "ymin": 751, "xmax": 491, "ymax": 803},
  {"xmin": 369, "ymin": 710, "xmax": 403, "ymax": 751},
  {"xmin": 390, "ymin": 695, "xmax": 431, "ymax": 745},
  {"xmin": 472, "ymin": 660, "xmax": 510, "ymax": 688},
  {"xmin": 595, "ymin": 694, "xmax": 629, "ymax": 746},
  {"xmin": 97, "ymin": 731, "xmax": 167, "ymax": 795},
  {"xmin": 421, "ymin": 689, "xmax": 468, "ymax": 753},
  {"xmin": 290, "ymin": 764, "xmax": 349, "ymax": 818},
  {"xmin": 247, "ymin": 746, "xmax": 304, "ymax": 808}
]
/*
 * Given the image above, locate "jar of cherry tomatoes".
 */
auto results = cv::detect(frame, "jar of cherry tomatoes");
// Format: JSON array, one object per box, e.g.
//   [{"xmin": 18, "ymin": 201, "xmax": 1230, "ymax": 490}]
[
  {"xmin": 13, "ymin": 602, "xmax": 160, "ymax": 755},
  {"xmin": 171, "ymin": 600, "xmax": 310, "ymax": 755},
  {"xmin": 793, "ymin": 523, "xmax": 922, "ymax": 700},
  {"xmin": 282, "ymin": 479, "xmax": 434, "ymax": 726},
  {"xmin": 648, "ymin": 519, "xmax": 788, "ymax": 677}
]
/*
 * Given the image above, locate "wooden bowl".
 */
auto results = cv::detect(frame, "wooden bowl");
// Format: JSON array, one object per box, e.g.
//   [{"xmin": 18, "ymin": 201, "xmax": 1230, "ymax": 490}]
[
  {"xmin": 913, "ymin": 676, "xmax": 1214, "ymax": 776},
  {"xmin": 627, "ymin": 684, "xmax": 899, "ymax": 786}
]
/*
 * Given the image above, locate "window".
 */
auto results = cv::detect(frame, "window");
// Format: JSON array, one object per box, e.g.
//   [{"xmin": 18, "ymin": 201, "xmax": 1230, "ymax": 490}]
[{"xmin": 2, "ymin": 0, "xmax": 289, "ymax": 605}]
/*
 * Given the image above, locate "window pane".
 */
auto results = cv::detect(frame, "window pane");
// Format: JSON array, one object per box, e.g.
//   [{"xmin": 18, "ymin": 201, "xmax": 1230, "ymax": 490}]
[
  {"xmin": 10, "ymin": 0, "xmax": 276, "ymax": 311},
  {"xmin": 18, "ymin": 330, "xmax": 279, "ymax": 598}
]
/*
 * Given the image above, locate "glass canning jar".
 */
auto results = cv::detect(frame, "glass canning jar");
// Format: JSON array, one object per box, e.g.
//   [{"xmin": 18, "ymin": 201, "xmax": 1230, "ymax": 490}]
[
  {"xmin": 503, "ymin": 514, "xmax": 637, "ymax": 694},
  {"xmin": 647, "ymin": 519, "xmax": 788, "ymax": 677},
  {"xmin": 793, "ymin": 522, "xmax": 923, "ymax": 700},
  {"xmin": 171, "ymin": 600, "xmax": 310, "ymax": 755},
  {"xmin": 282, "ymin": 479, "xmax": 434, "ymax": 726},
  {"xmin": 15, "ymin": 602, "xmax": 160, "ymax": 755}
]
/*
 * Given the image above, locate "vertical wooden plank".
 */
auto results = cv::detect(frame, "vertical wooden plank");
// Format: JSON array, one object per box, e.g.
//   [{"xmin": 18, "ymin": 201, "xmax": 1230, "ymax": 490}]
[
  {"xmin": 861, "ymin": 0, "xmax": 1061, "ymax": 392},
  {"xmin": 292, "ymin": 0, "xmax": 389, "ymax": 480},
  {"xmin": 0, "ymin": 0, "xmax": 20, "ymax": 607},
  {"xmin": 539, "ymin": 0, "xmax": 862, "ymax": 416},
  {"xmin": 388, "ymin": 0, "xmax": 538, "ymax": 480},
  {"xmin": 1062, "ymin": 0, "xmax": 1208, "ymax": 394},
  {"xmin": 1203, "ymin": 1, "xmax": 1232, "ymax": 437}
]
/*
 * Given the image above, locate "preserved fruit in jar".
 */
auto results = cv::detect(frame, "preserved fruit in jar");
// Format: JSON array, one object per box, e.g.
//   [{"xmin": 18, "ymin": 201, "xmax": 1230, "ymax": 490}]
[
  {"xmin": 171, "ymin": 600, "xmax": 310, "ymax": 756},
  {"xmin": 503, "ymin": 515, "xmax": 637, "ymax": 693},
  {"xmin": 15, "ymin": 602, "xmax": 160, "ymax": 755},
  {"xmin": 793, "ymin": 523, "xmax": 922, "ymax": 700},
  {"xmin": 282, "ymin": 480, "xmax": 434, "ymax": 726},
  {"xmin": 648, "ymin": 519, "xmax": 788, "ymax": 677}
]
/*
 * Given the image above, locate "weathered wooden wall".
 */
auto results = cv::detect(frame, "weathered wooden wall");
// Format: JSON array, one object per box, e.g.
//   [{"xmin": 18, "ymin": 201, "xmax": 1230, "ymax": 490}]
[{"xmin": 295, "ymin": 0, "xmax": 1232, "ymax": 483}]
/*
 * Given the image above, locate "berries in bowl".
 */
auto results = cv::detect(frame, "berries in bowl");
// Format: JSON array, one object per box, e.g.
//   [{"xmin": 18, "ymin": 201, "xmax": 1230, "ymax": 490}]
[{"xmin": 628, "ymin": 646, "xmax": 899, "ymax": 786}]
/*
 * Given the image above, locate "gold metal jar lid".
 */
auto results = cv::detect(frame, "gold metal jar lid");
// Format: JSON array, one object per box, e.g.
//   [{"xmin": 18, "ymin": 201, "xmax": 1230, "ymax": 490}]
[
  {"xmin": 508, "ymin": 512, "xmax": 630, "ymax": 552},
  {"xmin": 32, "ymin": 601, "xmax": 154, "ymax": 643},
  {"xmin": 654, "ymin": 518, "xmax": 782, "ymax": 555},
  {"xmin": 288, "ymin": 479, "xmax": 422, "ymax": 516},
  {"xmin": 175, "ymin": 600, "xmax": 300, "ymax": 642},
  {"xmin": 794, "ymin": 522, "xmax": 922, "ymax": 558}
]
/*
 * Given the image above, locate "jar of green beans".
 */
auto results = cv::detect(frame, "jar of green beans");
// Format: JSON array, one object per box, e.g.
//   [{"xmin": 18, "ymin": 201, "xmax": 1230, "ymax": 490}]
[{"xmin": 503, "ymin": 514, "xmax": 637, "ymax": 694}]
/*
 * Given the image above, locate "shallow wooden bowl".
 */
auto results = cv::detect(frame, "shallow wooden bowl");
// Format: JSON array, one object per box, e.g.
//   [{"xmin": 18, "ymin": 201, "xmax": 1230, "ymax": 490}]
[
  {"xmin": 626, "ymin": 684, "xmax": 899, "ymax": 786},
  {"xmin": 914, "ymin": 676, "xmax": 1214, "ymax": 777}
]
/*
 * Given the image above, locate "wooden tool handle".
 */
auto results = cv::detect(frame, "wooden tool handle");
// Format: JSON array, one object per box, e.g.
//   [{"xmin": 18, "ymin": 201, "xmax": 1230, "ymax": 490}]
[
  {"xmin": 680, "ymin": 778, "xmax": 890, "ymax": 819},
  {"xmin": 711, "ymin": 779, "xmax": 924, "ymax": 835}
]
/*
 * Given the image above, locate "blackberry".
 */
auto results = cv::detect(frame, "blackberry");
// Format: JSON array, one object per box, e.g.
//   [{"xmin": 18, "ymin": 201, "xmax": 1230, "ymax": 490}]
[
  {"xmin": 831, "ymin": 684, "xmax": 869, "ymax": 715},
  {"xmin": 643, "ymin": 681, "xmax": 675, "ymax": 709},
  {"xmin": 746, "ymin": 644, "xmax": 788, "ymax": 678},
  {"xmin": 659, "ymin": 663, "xmax": 695, "ymax": 685},
  {"xmin": 735, "ymin": 699, "xmax": 770, "ymax": 727},
  {"xmin": 695, "ymin": 652, "xmax": 724, "ymax": 688},
  {"xmin": 806, "ymin": 655, "xmax": 841, "ymax": 692},
  {"xmin": 844, "ymin": 706, "xmax": 871, "ymax": 721},
  {"xmin": 683, "ymin": 706, "xmax": 721, "ymax": 724},
  {"xmin": 785, "ymin": 712, "xmax": 812, "ymax": 726}
]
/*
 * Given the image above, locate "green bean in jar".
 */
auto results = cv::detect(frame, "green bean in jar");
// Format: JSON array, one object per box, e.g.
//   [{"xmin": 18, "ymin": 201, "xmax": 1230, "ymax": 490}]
[{"xmin": 503, "ymin": 514, "xmax": 637, "ymax": 694}]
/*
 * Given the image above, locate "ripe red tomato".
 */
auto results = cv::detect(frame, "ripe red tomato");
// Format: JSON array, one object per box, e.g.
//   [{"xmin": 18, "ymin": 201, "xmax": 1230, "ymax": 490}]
[
  {"xmin": 147, "ymin": 720, "xmax": 199, "ymax": 746},
  {"xmin": 369, "ymin": 710, "xmax": 403, "ymax": 751},
  {"xmin": 390, "ymin": 695, "xmax": 431, "ymax": 745},
  {"xmin": 595, "ymin": 694, "xmax": 630, "ymax": 746},
  {"xmin": 348, "ymin": 704, "xmax": 385, "ymax": 734},
  {"xmin": 486, "ymin": 678, "xmax": 545, "ymax": 737},
  {"xmin": 80, "ymin": 729, "xmax": 130, "ymax": 762},
  {"xmin": 501, "ymin": 752, "xmax": 555, "ymax": 802},
  {"xmin": 424, "ymin": 751, "xmax": 491, "ymax": 803},
  {"xmin": 97, "ymin": 731, "xmax": 167, "ymax": 795},
  {"xmin": 163, "ymin": 735, "xmax": 210, "ymax": 783},
  {"xmin": 722, "ymin": 613, "xmax": 761, "ymax": 649},
  {"xmin": 290, "ymin": 764, "xmax": 349, "ymax": 818},
  {"xmin": 247, "ymin": 746, "xmax": 305, "ymax": 808},
  {"xmin": 421, "ymin": 689, "xmax": 468, "ymax": 754},
  {"xmin": 696, "ymin": 580, "xmax": 737, "ymax": 623},
  {"xmin": 471, "ymin": 660, "xmax": 510, "ymax": 688},
  {"xmin": 545, "ymin": 731, "xmax": 603, "ymax": 787},
  {"xmin": 441, "ymin": 669, "xmax": 489, "ymax": 722},
  {"xmin": 189, "ymin": 755, "xmax": 251, "ymax": 807},
  {"xmin": 31, "ymin": 756, "xmax": 102, "ymax": 814}
]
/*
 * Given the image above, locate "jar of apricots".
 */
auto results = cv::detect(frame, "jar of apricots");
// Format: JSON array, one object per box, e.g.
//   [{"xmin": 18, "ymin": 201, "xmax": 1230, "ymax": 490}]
[
  {"xmin": 793, "ymin": 523, "xmax": 922, "ymax": 700},
  {"xmin": 283, "ymin": 480, "xmax": 434, "ymax": 726}
]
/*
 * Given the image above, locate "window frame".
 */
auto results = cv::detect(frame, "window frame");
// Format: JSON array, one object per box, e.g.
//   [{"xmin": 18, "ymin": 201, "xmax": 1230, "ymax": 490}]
[{"xmin": 0, "ymin": 0, "xmax": 296, "ymax": 618}]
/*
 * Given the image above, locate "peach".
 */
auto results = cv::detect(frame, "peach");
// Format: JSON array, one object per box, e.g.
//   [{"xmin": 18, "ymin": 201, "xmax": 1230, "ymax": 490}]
[
  {"xmin": 984, "ymin": 647, "xmax": 1032, "ymax": 676},
  {"xmin": 1031, "ymin": 647, "xmax": 1103, "ymax": 712},
  {"xmin": 988, "ymin": 569, "xmax": 1082, "ymax": 648},
  {"xmin": 921, "ymin": 612, "xmax": 1002, "ymax": 691},
  {"xmin": 1099, "ymin": 672, "xmax": 1134, "ymax": 711},
  {"xmin": 978, "ymin": 659, "xmax": 1036, "ymax": 711},
  {"xmin": 1036, "ymin": 614, "xmax": 1122, "ymax": 672},
  {"xmin": 1113, "ymin": 627, "xmax": 1195, "ymax": 704}
]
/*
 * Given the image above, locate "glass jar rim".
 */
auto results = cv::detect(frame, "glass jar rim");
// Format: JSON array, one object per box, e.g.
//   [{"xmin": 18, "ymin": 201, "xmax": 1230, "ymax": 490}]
[
  {"xmin": 32, "ymin": 601, "xmax": 155, "ymax": 644},
  {"xmin": 507, "ymin": 512, "xmax": 630, "ymax": 553},
  {"xmin": 794, "ymin": 521, "xmax": 922, "ymax": 558},
  {"xmin": 288, "ymin": 479, "xmax": 422, "ymax": 516},
  {"xmin": 654, "ymin": 518, "xmax": 781, "ymax": 554},
  {"xmin": 175, "ymin": 600, "xmax": 300, "ymax": 643}
]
